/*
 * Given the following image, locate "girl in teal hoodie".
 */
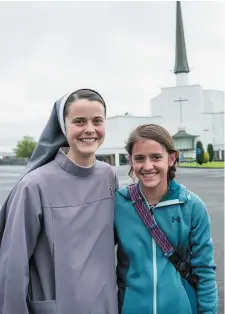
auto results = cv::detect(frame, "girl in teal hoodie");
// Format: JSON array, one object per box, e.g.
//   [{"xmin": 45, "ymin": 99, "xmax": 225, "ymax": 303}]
[{"xmin": 114, "ymin": 124, "xmax": 218, "ymax": 314}]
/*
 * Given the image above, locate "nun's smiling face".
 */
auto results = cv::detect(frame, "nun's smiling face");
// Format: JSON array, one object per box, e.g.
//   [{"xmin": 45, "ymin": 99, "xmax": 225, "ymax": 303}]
[{"xmin": 65, "ymin": 99, "xmax": 105, "ymax": 166}]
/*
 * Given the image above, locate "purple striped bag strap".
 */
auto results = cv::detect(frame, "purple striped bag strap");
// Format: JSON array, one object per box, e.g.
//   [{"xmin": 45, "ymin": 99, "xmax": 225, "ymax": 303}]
[{"xmin": 128, "ymin": 183, "xmax": 174, "ymax": 256}]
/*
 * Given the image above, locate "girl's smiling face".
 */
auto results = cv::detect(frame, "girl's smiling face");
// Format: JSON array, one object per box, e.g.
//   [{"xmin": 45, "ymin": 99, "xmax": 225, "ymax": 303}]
[{"xmin": 131, "ymin": 138, "xmax": 177, "ymax": 191}]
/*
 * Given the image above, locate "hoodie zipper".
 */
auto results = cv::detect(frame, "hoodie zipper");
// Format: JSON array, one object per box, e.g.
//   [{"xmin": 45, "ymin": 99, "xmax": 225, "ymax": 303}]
[{"xmin": 148, "ymin": 199, "xmax": 184, "ymax": 314}]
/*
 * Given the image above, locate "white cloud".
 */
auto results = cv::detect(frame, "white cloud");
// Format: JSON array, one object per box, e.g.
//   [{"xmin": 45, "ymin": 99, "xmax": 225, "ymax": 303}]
[{"xmin": 0, "ymin": 1, "xmax": 224, "ymax": 151}]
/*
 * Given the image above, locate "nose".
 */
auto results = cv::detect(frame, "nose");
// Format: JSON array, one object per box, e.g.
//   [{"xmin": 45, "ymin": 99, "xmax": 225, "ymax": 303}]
[
  {"xmin": 84, "ymin": 121, "xmax": 95, "ymax": 134},
  {"xmin": 142, "ymin": 158, "xmax": 154, "ymax": 171}
]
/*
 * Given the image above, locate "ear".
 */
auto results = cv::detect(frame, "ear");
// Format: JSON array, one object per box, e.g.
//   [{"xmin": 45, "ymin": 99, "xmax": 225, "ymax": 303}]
[
  {"xmin": 127, "ymin": 155, "xmax": 132, "ymax": 165},
  {"xmin": 169, "ymin": 152, "xmax": 178, "ymax": 167}
]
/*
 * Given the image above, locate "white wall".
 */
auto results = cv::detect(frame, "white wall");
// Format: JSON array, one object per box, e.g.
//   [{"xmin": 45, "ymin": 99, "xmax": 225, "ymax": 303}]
[
  {"xmin": 151, "ymin": 85, "xmax": 204, "ymax": 136},
  {"xmin": 200, "ymin": 114, "xmax": 214, "ymax": 150},
  {"xmin": 212, "ymin": 113, "xmax": 224, "ymax": 149},
  {"xmin": 101, "ymin": 115, "xmax": 163, "ymax": 149},
  {"xmin": 200, "ymin": 112, "xmax": 224, "ymax": 150},
  {"xmin": 97, "ymin": 147, "xmax": 126, "ymax": 155},
  {"xmin": 151, "ymin": 94, "xmax": 163, "ymax": 117},
  {"xmin": 203, "ymin": 90, "xmax": 224, "ymax": 113},
  {"xmin": 176, "ymin": 73, "xmax": 189, "ymax": 86}
]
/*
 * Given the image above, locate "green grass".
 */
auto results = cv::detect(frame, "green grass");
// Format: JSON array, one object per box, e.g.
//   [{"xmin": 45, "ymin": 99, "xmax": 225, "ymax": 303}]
[{"xmin": 179, "ymin": 161, "xmax": 224, "ymax": 168}]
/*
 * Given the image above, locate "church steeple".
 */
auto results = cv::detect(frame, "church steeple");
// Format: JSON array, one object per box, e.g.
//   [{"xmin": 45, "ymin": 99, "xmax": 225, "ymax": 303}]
[{"xmin": 174, "ymin": 1, "xmax": 190, "ymax": 86}]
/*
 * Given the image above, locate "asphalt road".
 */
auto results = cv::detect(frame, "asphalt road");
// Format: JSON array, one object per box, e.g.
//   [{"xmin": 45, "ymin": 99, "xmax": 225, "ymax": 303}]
[{"xmin": 0, "ymin": 165, "xmax": 224, "ymax": 312}]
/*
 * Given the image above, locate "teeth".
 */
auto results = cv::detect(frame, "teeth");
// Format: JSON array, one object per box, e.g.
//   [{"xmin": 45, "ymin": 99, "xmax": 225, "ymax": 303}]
[
  {"xmin": 80, "ymin": 138, "xmax": 96, "ymax": 142},
  {"xmin": 143, "ymin": 173, "xmax": 157, "ymax": 177}
]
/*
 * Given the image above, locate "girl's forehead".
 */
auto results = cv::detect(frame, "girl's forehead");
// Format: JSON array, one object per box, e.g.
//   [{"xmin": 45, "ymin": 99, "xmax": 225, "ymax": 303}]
[{"xmin": 132, "ymin": 139, "xmax": 167, "ymax": 153}]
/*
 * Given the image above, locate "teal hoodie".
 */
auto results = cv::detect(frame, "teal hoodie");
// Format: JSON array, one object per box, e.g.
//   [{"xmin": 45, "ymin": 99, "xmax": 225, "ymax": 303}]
[{"xmin": 114, "ymin": 179, "xmax": 218, "ymax": 314}]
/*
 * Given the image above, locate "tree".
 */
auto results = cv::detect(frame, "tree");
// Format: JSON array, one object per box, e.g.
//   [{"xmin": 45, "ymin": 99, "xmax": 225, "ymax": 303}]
[
  {"xmin": 196, "ymin": 141, "xmax": 204, "ymax": 165},
  {"xmin": 204, "ymin": 151, "xmax": 209, "ymax": 163},
  {"xmin": 207, "ymin": 143, "xmax": 214, "ymax": 162},
  {"xmin": 14, "ymin": 135, "xmax": 37, "ymax": 158}
]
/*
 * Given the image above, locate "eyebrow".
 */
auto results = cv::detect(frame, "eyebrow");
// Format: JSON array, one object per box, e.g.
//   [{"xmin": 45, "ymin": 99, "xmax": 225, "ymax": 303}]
[
  {"xmin": 73, "ymin": 116, "xmax": 104, "ymax": 119},
  {"xmin": 151, "ymin": 153, "xmax": 163, "ymax": 156},
  {"xmin": 133, "ymin": 153, "xmax": 163, "ymax": 157}
]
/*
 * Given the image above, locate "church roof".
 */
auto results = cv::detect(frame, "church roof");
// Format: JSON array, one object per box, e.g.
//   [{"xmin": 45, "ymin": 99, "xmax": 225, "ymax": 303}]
[
  {"xmin": 172, "ymin": 129, "xmax": 197, "ymax": 139},
  {"xmin": 174, "ymin": 1, "xmax": 190, "ymax": 74}
]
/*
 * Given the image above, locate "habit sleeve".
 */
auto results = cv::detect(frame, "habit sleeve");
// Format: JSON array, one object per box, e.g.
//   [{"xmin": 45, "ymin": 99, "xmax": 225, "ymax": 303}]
[{"xmin": 0, "ymin": 180, "xmax": 42, "ymax": 314}]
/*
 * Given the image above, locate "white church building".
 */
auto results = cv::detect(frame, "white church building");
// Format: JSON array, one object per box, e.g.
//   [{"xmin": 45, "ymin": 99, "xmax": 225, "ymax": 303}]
[{"xmin": 96, "ymin": 1, "xmax": 224, "ymax": 166}]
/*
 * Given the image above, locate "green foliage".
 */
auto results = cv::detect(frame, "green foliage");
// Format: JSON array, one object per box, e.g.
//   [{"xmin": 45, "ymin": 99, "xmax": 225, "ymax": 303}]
[
  {"xmin": 207, "ymin": 143, "xmax": 214, "ymax": 162},
  {"xmin": 179, "ymin": 161, "xmax": 224, "ymax": 168},
  {"xmin": 204, "ymin": 151, "xmax": 209, "ymax": 163},
  {"xmin": 14, "ymin": 135, "xmax": 37, "ymax": 158},
  {"xmin": 196, "ymin": 141, "xmax": 204, "ymax": 165}
]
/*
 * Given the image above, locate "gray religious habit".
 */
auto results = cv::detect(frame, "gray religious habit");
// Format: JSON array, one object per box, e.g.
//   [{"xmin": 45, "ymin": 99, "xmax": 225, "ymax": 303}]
[{"xmin": 0, "ymin": 90, "xmax": 118, "ymax": 314}]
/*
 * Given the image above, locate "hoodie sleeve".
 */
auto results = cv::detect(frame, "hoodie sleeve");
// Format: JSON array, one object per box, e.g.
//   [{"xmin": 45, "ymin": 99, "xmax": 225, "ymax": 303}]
[
  {"xmin": 189, "ymin": 194, "xmax": 218, "ymax": 314},
  {"xmin": 0, "ymin": 180, "xmax": 42, "ymax": 314}
]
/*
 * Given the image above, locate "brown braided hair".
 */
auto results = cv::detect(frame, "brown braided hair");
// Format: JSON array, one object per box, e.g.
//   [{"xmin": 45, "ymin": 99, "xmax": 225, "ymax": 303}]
[{"xmin": 125, "ymin": 124, "xmax": 179, "ymax": 181}]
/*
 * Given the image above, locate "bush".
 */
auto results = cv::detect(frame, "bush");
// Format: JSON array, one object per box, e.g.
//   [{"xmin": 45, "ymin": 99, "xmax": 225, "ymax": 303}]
[
  {"xmin": 204, "ymin": 152, "xmax": 210, "ymax": 163},
  {"xmin": 207, "ymin": 143, "xmax": 214, "ymax": 162},
  {"xmin": 196, "ymin": 141, "xmax": 204, "ymax": 165}
]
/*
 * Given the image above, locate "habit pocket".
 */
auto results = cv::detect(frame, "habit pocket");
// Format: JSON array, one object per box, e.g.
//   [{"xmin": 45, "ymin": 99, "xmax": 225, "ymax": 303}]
[{"xmin": 27, "ymin": 299, "xmax": 57, "ymax": 314}]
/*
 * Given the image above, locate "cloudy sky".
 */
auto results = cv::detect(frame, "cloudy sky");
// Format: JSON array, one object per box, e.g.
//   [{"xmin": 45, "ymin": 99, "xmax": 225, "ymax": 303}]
[{"xmin": 0, "ymin": 1, "xmax": 224, "ymax": 151}]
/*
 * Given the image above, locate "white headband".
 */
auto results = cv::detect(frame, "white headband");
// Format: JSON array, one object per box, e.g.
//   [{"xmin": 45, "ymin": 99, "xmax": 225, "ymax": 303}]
[{"xmin": 58, "ymin": 93, "xmax": 71, "ymax": 136}]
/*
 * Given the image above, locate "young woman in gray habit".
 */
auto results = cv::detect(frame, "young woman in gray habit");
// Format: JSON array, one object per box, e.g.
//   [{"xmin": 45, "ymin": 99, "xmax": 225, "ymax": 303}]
[{"xmin": 0, "ymin": 89, "xmax": 118, "ymax": 314}]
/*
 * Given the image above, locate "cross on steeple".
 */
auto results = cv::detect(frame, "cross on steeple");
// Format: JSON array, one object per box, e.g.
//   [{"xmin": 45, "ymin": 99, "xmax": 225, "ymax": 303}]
[{"xmin": 173, "ymin": 96, "xmax": 188, "ymax": 124}]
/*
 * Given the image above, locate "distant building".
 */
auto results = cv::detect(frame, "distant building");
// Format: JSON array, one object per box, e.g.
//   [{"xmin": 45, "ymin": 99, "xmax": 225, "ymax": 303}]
[
  {"xmin": 96, "ymin": 1, "xmax": 224, "ymax": 165},
  {"xmin": 0, "ymin": 151, "xmax": 16, "ymax": 159}
]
